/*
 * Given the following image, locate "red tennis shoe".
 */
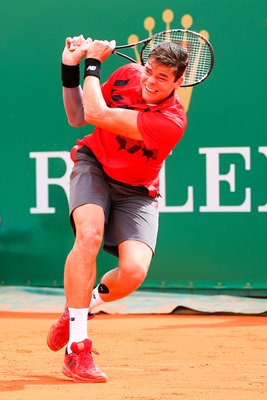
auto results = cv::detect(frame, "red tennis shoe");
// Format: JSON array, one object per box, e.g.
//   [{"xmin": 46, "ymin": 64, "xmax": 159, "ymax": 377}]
[
  {"xmin": 47, "ymin": 308, "xmax": 94, "ymax": 352},
  {"xmin": 62, "ymin": 339, "xmax": 107, "ymax": 383}
]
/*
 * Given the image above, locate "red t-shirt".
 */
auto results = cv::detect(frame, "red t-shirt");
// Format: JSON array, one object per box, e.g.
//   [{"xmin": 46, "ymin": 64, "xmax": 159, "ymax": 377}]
[{"xmin": 77, "ymin": 63, "xmax": 187, "ymax": 195}]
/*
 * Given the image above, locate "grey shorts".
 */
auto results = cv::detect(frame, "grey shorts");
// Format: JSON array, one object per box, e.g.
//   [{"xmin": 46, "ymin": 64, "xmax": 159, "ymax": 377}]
[{"xmin": 69, "ymin": 150, "xmax": 159, "ymax": 257}]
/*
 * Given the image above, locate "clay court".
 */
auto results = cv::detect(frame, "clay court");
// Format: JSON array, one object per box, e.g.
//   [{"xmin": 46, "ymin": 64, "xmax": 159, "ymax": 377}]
[{"xmin": 1, "ymin": 312, "xmax": 266, "ymax": 400}]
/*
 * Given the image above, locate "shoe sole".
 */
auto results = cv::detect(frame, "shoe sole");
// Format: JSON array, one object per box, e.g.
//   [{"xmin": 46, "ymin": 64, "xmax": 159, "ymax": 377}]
[{"xmin": 62, "ymin": 365, "xmax": 107, "ymax": 383}]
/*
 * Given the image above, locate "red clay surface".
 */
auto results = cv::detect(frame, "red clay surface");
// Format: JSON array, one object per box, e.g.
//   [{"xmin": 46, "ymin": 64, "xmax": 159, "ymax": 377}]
[{"xmin": 0, "ymin": 312, "xmax": 266, "ymax": 399}]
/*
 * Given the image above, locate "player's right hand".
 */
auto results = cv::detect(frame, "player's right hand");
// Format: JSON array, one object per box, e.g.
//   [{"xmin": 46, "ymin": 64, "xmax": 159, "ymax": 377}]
[{"xmin": 62, "ymin": 35, "xmax": 92, "ymax": 66}]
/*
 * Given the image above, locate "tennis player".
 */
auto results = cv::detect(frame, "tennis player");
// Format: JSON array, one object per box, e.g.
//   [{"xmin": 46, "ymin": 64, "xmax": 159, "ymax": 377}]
[{"xmin": 47, "ymin": 34, "xmax": 188, "ymax": 383}]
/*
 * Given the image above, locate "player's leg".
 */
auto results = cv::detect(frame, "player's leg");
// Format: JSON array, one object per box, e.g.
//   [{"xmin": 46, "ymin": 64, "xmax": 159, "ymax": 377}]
[
  {"xmin": 62, "ymin": 203, "xmax": 107, "ymax": 383},
  {"xmin": 64, "ymin": 203, "xmax": 104, "ymax": 354},
  {"xmin": 90, "ymin": 184, "xmax": 159, "ymax": 310},
  {"xmin": 90, "ymin": 239, "xmax": 152, "ymax": 308}
]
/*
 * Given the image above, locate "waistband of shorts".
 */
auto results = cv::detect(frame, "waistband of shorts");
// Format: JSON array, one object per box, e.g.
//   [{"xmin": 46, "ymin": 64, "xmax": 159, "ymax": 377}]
[{"xmin": 77, "ymin": 145, "xmax": 160, "ymax": 198}]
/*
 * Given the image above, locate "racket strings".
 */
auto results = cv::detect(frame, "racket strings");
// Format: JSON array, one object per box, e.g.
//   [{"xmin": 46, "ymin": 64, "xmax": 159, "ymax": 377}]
[{"xmin": 141, "ymin": 31, "xmax": 212, "ymax": 86}]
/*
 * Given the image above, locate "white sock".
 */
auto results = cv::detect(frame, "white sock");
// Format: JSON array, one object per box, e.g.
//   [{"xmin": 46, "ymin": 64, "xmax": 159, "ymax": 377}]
[
  {"xmin": 67, "ymin": 307, "xmax": 89, "ymax": 354},
  {"xmin": 89, "ymin": 285, "xmax": 105, "ymax": 311}
]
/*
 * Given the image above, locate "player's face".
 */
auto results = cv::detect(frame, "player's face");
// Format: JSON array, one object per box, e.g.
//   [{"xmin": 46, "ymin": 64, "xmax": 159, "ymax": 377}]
[{"xmin": 140, "ymin": 59, "xmax": 179, "ymax": 104}]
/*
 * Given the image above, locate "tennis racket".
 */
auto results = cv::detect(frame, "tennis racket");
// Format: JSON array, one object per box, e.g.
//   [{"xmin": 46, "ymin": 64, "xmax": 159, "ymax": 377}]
[{"xmin": 114, "ymin": 29, "xmax": 214, "ymax": 87}]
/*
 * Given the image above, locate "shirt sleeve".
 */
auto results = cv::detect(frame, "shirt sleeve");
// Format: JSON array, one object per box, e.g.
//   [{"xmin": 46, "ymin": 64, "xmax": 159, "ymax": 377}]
[{"xmin": 137, "ymin": 108, "xmax": 186, "ymax": 152}]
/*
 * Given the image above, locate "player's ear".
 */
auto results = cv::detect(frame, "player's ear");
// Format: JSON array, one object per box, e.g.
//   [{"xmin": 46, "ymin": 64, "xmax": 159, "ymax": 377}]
[{"xmin": 175, "ymin": 76, "xmax": 184, "ymax": 87}]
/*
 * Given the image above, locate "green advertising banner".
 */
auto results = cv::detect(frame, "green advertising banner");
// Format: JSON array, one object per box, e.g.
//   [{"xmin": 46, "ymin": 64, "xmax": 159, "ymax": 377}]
[{"xmin": 0, "ymin": 0, "xmax": 266, "ymax": 295}]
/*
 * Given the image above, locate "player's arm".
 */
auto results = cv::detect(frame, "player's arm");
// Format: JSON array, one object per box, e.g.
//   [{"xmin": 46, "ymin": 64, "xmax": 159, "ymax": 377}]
[
  {"xmin": 83, "ymin": 76, "xmax": 142, "ymax": 140},
  {"xmin": 61, "ymin": 35, "xmax": 91, "ymax": 127},
  {"xmin": 83, "ymin": 40, "xmax": 142, "ymax": 141},
  {"xmin": 63, "ymin": 87, "xmax": 87, "ymax": 127}
]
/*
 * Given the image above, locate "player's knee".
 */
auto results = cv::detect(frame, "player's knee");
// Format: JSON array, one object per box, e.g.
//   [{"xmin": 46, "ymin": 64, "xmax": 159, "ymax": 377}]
[
  {"xmin": 120, "ymin": 260, "xmax": 148, "ymax": 287},
  {"xmin": 75, "ymin": 225, "xmax": 102, "ymax": 254}
]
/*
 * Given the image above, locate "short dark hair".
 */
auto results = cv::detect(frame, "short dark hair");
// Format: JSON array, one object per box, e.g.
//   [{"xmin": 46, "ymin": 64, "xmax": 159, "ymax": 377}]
[{"xmin": 148, "ymin": 41, "xmax": 189, "ymax": 81}]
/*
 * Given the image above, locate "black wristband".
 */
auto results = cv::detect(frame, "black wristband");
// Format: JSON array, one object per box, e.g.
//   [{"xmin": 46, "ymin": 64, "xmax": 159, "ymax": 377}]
[
  {"xmin": 61, "ymin": 63, "xmax": 80, "ymax": 88},
  {"xmin": 84, "ymin": 58, "xmax": 101, "ymax": 80}
]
